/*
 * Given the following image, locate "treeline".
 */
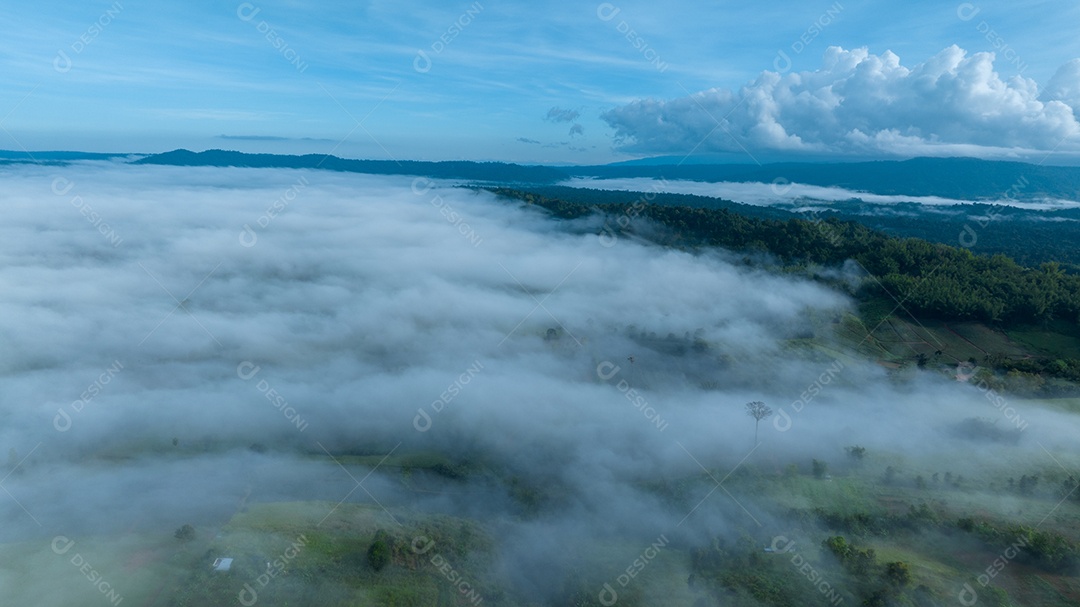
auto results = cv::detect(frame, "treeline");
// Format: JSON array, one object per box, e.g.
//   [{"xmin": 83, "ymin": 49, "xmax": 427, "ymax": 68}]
[
  {"xmin": 844, "ymin": 205, "xmax": 1080, "ymax": 269},
  {"xmin": 983, "ymin": 352, "xmax": 1080, "ymax": 383},
  {"xmin": 957, "ymin": 517, "xmax": 1079, "ymax": 573},
  {"xmin": 510, "ymin": 185, "xmax": 1080, "ymax": 268},
  {"xmin": 688, "ymin": 534, "xmax": 925, "ymax": 607},
  {"xmin": 486, "ymin": 187, "xmax": 1080, "ymax": 326},
  {"xmin": 971, "ymin": 357, "xmax": 1080, "ymax": 396}
]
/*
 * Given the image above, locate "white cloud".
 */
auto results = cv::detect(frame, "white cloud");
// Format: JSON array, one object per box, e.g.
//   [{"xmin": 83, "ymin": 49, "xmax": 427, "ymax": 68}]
[
  {"xmin": 545, "ymin": 106, "xmax": 580, "ymax": 123},
  {"xmin": 602, "ymin": 45, "xmax": 1080, "ymax": 159},
  {"xmin": 1044, "ymin": 58, "xmax": 1080, "ymax": 111}
]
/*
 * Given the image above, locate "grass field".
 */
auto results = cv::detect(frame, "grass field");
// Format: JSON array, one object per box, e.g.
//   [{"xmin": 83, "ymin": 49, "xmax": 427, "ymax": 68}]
[
  {"xmin": 1006, "ymin": 321, "xmax": 1080, "ymax": 359},
  {"xmin": 5, "ymin": 436, "xmax": 1080, "ymax": 607},
  {"xmin": 835, "ymin": 302, "xmax": 1072, "ymax": 371}
]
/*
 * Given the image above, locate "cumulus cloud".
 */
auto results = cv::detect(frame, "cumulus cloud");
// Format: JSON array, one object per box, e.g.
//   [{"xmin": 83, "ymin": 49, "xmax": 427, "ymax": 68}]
[
  {"xmin": 568, "ymin": 123, "xmax": 585, "ymax": 137},
  {"xmin": 603, "ymin": 45, "xmax": 1080, "ymax": 160},
  {"xmin": 1044, "ymin": 58, "xmax": 1080, "ymax": 111}
]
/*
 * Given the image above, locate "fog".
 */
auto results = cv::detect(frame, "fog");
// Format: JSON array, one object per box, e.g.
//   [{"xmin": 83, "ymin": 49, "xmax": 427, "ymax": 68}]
[
  {"xmin": 561, "ymin": 177, "xmax": 1080, "ymax": 211},
  {"xmin": 2, "ymin": 161, "xmax": 1077, "ymax": 603}
]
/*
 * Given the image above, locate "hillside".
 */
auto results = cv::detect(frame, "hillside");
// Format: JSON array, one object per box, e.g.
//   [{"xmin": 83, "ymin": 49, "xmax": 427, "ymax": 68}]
[
  {"xmin": 488, "ymin": 186, "xmax": 1080, "ymax": 395},
  {"xmin": 132, "ymin": 149, "xmax": 569, "ymax": 183}
]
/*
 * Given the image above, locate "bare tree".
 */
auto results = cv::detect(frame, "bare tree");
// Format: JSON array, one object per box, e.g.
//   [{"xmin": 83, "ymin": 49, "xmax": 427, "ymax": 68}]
[{"xmin": 745, "ymin": 401, "xmax": 773, "ymax": 444}]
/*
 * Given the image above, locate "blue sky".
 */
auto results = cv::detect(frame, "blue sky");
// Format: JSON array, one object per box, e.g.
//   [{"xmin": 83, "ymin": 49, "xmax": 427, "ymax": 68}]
[{"xmin": 3, "ymin": 0, "xmax": 1080, "ymax": 164}]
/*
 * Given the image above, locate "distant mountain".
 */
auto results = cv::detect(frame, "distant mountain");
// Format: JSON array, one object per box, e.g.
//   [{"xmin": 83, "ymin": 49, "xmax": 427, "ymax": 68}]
[
  {"xmin": 570, "ymin": 157, "xmax": 1080, "ymax": 201},
  {"xmin": 0, "ymin": 150, "xmax": 132, "ymax": 162},
  {"xmin": 134, "ymin": 149, "xmax": 569, "ymax": 183}
]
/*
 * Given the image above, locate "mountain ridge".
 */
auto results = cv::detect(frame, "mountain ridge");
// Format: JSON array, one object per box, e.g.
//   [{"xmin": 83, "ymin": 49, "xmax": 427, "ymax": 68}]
[
  {"xmin": 130, "ymin": 149, "xmax": 1080, "ymax": 201},
  {"xmin": 132, "ymin": 148, "xmax": 569, "ymax": 183}
]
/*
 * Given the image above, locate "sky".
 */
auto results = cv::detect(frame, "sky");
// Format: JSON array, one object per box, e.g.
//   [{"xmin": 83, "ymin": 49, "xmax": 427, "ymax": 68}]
[{"xmin": 3, "ymin": 0, "xmax": 1080, "ymax": 164}]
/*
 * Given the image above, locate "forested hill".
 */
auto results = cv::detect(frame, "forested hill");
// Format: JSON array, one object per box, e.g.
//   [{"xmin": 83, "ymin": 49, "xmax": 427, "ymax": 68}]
[
  {"xmin": 506, "ymin": 185, "xmax": 1080, "ymax": 268},
  {"xmin": 0, "ymin": 150, "xmax": 131, "ymax": 164},
  {"xmin": 568, "ymin": 157, "xmax": 1080, "ymax": 201},
  {"xmin": 487, "ymin": 187, "xmax": 1080, "ymax": 328},
  {"xmin": 133, "ymin": 149, "xmax": 568, "ymax": 183}
]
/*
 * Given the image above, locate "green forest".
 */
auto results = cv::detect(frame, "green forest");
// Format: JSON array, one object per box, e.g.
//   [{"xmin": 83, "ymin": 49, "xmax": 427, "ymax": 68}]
[{"xmin": 488, "ymin": 186, "xmax": 1080, "ymax": 391}]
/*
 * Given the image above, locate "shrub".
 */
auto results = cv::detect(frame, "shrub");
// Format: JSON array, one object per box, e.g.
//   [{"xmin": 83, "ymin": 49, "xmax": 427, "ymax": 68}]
[
  {"xmin": 174, "ymin": 524, "xmax": 195, "ymax": 542},
  {"xmin": 885, "ymin": 561, "xmax": 912, "ymax": 586},
  {"xmin": 812, "ymin": 459, "xmax": 828, "ymax": 479},
  {"xmin": 368, "ymin": 539, "xmax": 391, "ymax": 571}
]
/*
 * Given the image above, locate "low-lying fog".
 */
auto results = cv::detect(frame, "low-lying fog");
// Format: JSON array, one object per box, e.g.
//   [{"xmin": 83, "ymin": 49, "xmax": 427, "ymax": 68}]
[
  {"xmin": 1, "ymin": 161, "xmax": 1077, "ymax": 599},
  {"xmin": 560, "ymin": 177, "xmax": 1080, "ymax": 211}
]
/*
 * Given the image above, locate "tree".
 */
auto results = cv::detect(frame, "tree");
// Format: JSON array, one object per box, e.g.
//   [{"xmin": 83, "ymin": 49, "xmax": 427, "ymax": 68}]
[
  {"xmin": 885, "ymin": 561, "xmax": 912, "ymax": 587},
  {"xmin": 367, "ymin": 539, "xmax": 391, "ymax": 571},
  {"xmin": 812, "ymin": 459, "xmax": 828, "ymax": 479},
  {"xmin": 884, "ymin": 466, "xmax": 898, "ymax": 485},
  {"xmin": 823, "ymin": 536, "xmax": 851, "ymax": 561},
  {"xmin": 174, "ymin": 524, "xmax": 196, "ymax": 542},
  {"xmin": 745, "ymin": 401, "xmax": 773, "ymax": 444},
  {"xmin": 850, "ymin": 547, "xmax": 877, "ymax": 576}
]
